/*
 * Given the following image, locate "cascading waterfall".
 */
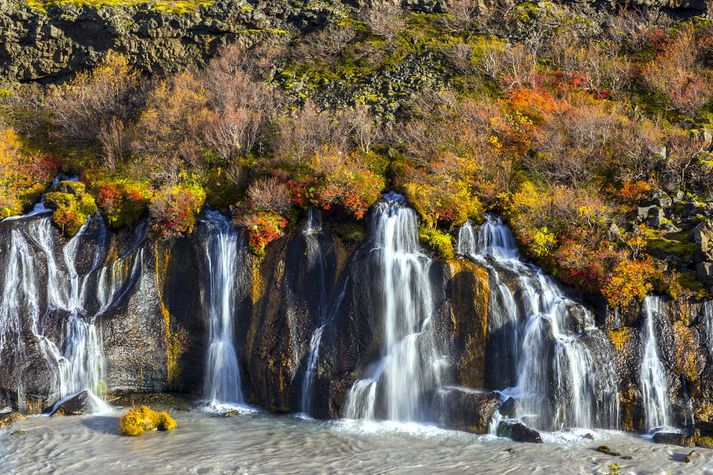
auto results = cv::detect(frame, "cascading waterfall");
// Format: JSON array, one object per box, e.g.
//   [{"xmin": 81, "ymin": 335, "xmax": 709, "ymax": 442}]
[
  {"xmin": 300, "ymin": 209, "xmax": 329, "ymax": 415},
  {"xmin": 344, "ymin": 193, "xmax": 442, "ymax": 422},
  {"xmin": 0, "ymin": 204, "xmax": 143, "ymax": 413},
  {"xmin": 202, "ymin": 210, "xmax": 245, "ymax": 407},
  {"xmin": 640, "ymin": 295, "xmax": 670, "ymax": 431},
  {"xmin": 457, "ymin": 215, "xmax": 619, "ymax": 430},
  {"xmin": 0, "ymin": 222, "xmax": 63, "ymax": 407},
  {"xmin": 37, "ymin": 217, "xmax": 111, "ymax": 412},
  {"xmin": 457, "ymin": 219, "xmax": 520, "ymax": 388}
]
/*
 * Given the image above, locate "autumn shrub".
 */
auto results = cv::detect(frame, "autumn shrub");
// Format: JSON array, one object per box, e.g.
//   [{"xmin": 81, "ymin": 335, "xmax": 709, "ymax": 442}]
[
  {"xmin": 93, "ymin": 178, "xmax": 152, "ymax": 229},
  {"xmin": 240, "ymin": 212, "xmax": 289, "ymax": 257},
  {"xmin": 247, "ymin": 177, "xmax": 292, "ymax": 215},
  {"xmin": 48, "ymin": 52, "xmax": 140, "ymax": 167},
  {"xmin": 602, "ymin": 257, "xmax": 661, "ymax": 308},
  {"xmin": 641, "ymin": 24, "xmax": 713, "ymax": 117},
  {"xmin": 313, "ymin": 152, "xmax": 385, "ymax": 219},
  {"xmin": 149, "ymin": 183, "xmax": 206, "ymax": 238},
  {"xmin": 131, "ymin": 72, "xmax": 209, "ymax": 182},
  {"xmin": 0, "ymin": 127, "xmax": 25, "ymax": 218},
  {"xmin": 44, "ymin": 181, "xmax": 99, "ymax": 236},
  {"xmin": 418, "ymin": 225, "xmax": 455, "ymax": 260}
]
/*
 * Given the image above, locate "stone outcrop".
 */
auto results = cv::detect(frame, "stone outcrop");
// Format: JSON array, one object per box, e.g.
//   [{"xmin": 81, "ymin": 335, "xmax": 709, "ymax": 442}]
[
  {"xmin": 0, "ymin": 0, "xmax": 349, "ymax": 84},
  {"xmin": 1, "ymin": 0, "xmax": 710, "ymax": 85}
]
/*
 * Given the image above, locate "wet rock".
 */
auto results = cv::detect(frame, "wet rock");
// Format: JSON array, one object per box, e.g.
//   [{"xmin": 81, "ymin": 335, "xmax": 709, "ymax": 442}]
[
  {"xmin": 684, "ymin": 450, "xmax": 701, "ymax": 463},
  {"xmin": 432, "ymin": 387, "xmax": 499, "ymax": 434},
  {"xmin": 223, "ymin": 410, "xmax": 239, "ymax": 417},
  {"xmin": 595, "ymin": 445, "xmax": 621, "ymax": 456},
  {"xmin": 582, "ymin": 432, "xmax": 594, "ymax": 440},
  {"xmin": 652, "ymin": 431, "xmax": 695, "ymax": 447},
  {"xmin": 648, "ymin": 207, "xmax": 665, "ymax": 228},
  {"xmin": 496, "ymin": 420, "xmax": 543, "ymax": 443},
  {"xmin": 0, "ymin": 411, "xmax": 26, "ymax": 429},
  {"xmin": 697, "ymin": 262, "xmax": 713, "ymax": 284},
  {"xmin": 49, "ymin": 390, "xmax": 91, "ymax": 416},
  {"xmin": 620, "ymin": 455, "xmax": 633, "ymax": 460},
  {"xmin": 499, "ymin": 397, "xmax": 518, "ymax": 418}
]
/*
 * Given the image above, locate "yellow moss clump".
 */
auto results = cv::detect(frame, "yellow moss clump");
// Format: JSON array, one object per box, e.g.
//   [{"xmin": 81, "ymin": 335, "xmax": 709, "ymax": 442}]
[{"xmin": 119, "ymin": 406, "xmax": 177, "ymax": 436}]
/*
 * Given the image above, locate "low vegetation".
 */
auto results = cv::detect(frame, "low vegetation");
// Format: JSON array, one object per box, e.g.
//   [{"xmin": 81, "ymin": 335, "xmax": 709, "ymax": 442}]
[
  {"xmin": 2, "ymin": 0, "xmax": 712, "ymax": 307},
  {"xmin": 119, "ymin": 406, "xmax": 177, "ymax": 436}
]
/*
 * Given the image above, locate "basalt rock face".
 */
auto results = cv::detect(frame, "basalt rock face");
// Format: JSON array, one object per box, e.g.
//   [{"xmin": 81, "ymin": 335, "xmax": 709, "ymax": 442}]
[
  {"xmin": 1, "ymin": 0, "xmax": 710, "ymax": 85},
  {"xmin": 1, "ymin": 205, "xmax": 713, "ymax": 439},
  {"xmin": 0, "ymin": 0, "xmax": 350, "ymax": 84}
]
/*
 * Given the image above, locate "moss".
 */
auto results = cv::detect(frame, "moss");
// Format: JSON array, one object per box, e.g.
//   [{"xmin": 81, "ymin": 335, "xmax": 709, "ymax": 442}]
[
  {"xmin": 27, "ymin": 0, "xmax": 212, "ymax": 14},
  {"xmin": 419, "ymin": 225, "xmax": 454, "ymax": 260},
  {"xmin": 331, "ymin": 221, "xmax": 366, "ymax": 244},
  {"xmin": 153, "ymin": 245, "xmax": 187, "ymax": 385},
  {"xmin": 677, "ymin": 271, "xmax": 707, "ymax": 296},
  {"xmin": 645, "ymin": 231, "xmax": 697, "ymax": 260},
  {"xmin": 119, "ymin": 406, "xmax": 176, "ymax": 437},
  {"xmin": 0, "ymin": 412, "xmax": 26, "ymax": 429},
  {"xmin": 673, "ymin": 320, "xmax": 704, "ymax": 383}
]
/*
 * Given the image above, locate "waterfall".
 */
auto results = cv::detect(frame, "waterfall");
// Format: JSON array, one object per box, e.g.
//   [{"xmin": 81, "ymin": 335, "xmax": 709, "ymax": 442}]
[
  {"xmin": 0, "ymin": 222, "xmax": 63, "ymax": 408},
  {"xmin": 457, "ymin": 215, "xmax": 619, "ymax": 430},
  {"xmin": 300, "ymin": 209, "xmax": 330, "ymax": 415},
  {"xmin": 39, "ymin": 217, "xmax": 111, "ymax": 413},
  {"xmin": 640, "ymin": 295, "xmax": 670, "ymax": 431},
  {"xmin": 344, "ymin": 192, "xmax": 441, "ymax": 422},
  {"xmin": 0, "ymin": 213, "xmax": 115, "ymax": 412},
  {"xmin": 202, "ymin": 210, "xmax": 245, "ymax": 407}
]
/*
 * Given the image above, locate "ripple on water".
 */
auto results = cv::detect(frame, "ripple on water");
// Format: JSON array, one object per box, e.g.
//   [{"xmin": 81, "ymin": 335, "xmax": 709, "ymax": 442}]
[{"xmin": 2, "ymin": 412, "xmax": 713, "ymax": 474}]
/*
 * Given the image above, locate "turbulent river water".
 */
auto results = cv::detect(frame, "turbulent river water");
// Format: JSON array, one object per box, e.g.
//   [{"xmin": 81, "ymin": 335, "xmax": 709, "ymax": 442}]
[{"xmin": 1, "ymin": 410, "xmax": 712, "ymax": 474}]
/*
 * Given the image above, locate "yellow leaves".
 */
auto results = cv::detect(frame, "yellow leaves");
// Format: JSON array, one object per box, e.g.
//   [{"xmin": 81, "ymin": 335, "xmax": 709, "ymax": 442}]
[
  {"xmin": 602, "ymin": 258, "xmax": 659, "ymax": 308},
  {"xmin": 530, "ymin": 227, "xmax": 556, "ymax": 257}
]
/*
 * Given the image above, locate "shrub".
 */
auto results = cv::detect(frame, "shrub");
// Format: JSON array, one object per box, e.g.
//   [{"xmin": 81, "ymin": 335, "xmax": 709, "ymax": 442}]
[
  {"xmin": 602, "ymin": 257, "xmax": 660, "ymax": 308},
  {"xmin": 119, "ymin": 406, "xmax": 177, "ymax": 437},
  {"xmin": 149, "ymin": 183, "xmax": 206, "ymax": 238},
  {"xmin": 314, "ymin": 152, "xmax": 385, "ymax": 219},
  {"xmin": 240, "ymin": 212, "xmax": 289, "ymax": 257},
  {"xmin": 418, "ymin": 225, "xmax": 455, "ymax": 260},
  {"xmin": 247, "ymin": 177, "xmax": 292, "ymax": 214},
  {"xmin": 48, "ymin": 52, "xmax": 140, "ymax": 161},
  {"xmin": 94, "ymin": 179, "xmax": 152, "ymax": 229},
  {"xmin": 641, "ymin": 24, "xmax": 713, "ymax": 117},
  {"xmin": 44, "ymin": 181, "xmax": 98, "ymax": 236}
]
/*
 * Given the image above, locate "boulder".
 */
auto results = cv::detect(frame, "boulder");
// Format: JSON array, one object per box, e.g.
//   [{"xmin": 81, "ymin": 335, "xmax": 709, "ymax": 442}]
[
  {"xmin": 433, "ymin": 387, "xmax": 499, "ymax": 434},
  {"xmin": 685, "ymin": 450, "xmax": 701, "ymax": 463},
  {"xmin": 48, "ymin": 390, "xmax": 92, "ymax": 416},
  {"xmin": 693, "ymin": 221, "xmax": 713, "ymax": 262},
  {"xmin": 652, "ymin": 431, "xmax": 695, "ymax": 447},
  {"xmin": 595, "ymin": 446, "xmax": 621, "ymax": 456},
  {"xmin": 647, "ymin": 206, "xmax": 666, "ymax": 228},
  {"xmin": 499, "ymin": 397, "xmax": 518, "ymax": 418},
  {"xmin": 496, "ymin": 420, "xmax": 543, "ymax": 443}
]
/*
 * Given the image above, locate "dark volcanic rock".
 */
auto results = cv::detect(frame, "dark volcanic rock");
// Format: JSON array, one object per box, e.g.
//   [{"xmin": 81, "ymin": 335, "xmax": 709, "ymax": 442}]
[
  {"xmin": 48, "ymin": 390, "xmax": 91, "ymax": 416},
  {"xmin": 496, "ymin": 420, "xmax": 543, "ymax": 443},
  {"xmin": 652, "ymin": 431, "xmax": 695, "ymax": 447},
  {"xmin": 432, "ymin": 387, "xmax": 499, "ymax": 434}
]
